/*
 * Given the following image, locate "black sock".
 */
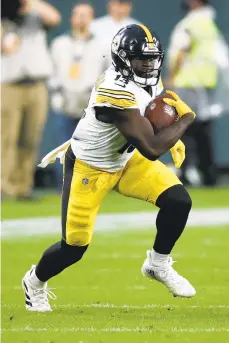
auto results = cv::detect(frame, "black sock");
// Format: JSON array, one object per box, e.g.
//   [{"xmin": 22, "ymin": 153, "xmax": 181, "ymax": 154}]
[
  {"xmin": 154, "ymin": 185, "xmax": 192, "ymax": 254},
  {"xmin": 35, "ymin": 240, "xmax": 88, "ymax": 282}
]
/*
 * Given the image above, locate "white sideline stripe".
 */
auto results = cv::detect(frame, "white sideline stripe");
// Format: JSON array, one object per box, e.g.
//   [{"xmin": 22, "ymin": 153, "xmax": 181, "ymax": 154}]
[
  {"xmin": 1, "ymin": 326, "xmax": 229, "ymax": 333},
  {"xmin": 2, "ymin": 303, "xmax": 229, "ymax": 309},
  {"xmin": 54, "ymin": 303, "xmax": 229, "ymax": 310},
  {"xmin": 172, "ymin": 328, "xmax": 229, "ymax": 333},
  {"xmin": 1, "ymin": 208, "xmax": 229, "ymax": 239},
  {"xmin": 6, "ymin": 284, "xmax": 229, "ymax": 291}
]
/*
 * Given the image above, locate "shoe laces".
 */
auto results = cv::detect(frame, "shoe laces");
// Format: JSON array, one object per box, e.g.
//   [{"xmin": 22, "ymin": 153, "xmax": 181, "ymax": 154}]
[
  {"xmin": 155, "ymin": 257, "xmax": 181, "ymax": 282},
  {"xmin": 32, "ymin": 288, "xmax": 57, "ymax": 304},
  {"xmin": 168, "ymin": 256, "xmax": 176, "ymax": 267}
]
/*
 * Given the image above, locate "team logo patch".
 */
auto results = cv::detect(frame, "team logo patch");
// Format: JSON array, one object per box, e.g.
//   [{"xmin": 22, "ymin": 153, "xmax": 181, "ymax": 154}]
[
  {"xmin": 82, "ymin": 178, "xmax": 89, "ymax": 185},
  {"xmin": 146, "ymin": 268, "xmax": 155, "ymax": 277}
]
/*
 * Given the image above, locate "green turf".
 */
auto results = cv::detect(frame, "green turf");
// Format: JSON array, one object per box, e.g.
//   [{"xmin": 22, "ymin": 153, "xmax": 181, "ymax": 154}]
[
  {"xmin": 1, "ymin": 226, "xmax": 229, "ymax": 343},
  {"xmin": 2, "ymin": 187, "xmax": 229, "ymax": 342},
  {"xmin": 2, "ymin": 187, "xmax": 229, "ymax": 219}
]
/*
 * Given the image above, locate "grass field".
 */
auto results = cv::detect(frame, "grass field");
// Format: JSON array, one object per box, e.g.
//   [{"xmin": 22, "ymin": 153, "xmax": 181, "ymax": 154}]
[{"xmin": 1, "ymin": 188, "xmax": 229, "ymax": 343}]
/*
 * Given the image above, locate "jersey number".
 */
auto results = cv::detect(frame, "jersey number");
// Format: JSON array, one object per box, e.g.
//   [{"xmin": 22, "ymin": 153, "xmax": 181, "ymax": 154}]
[
  {"xmin": 115, "ymin": 75, "xmax": 127, "ymax": 88},
  {"xmin": 118, "ymin": 142, "xmax": 135, "ymax": 154}
]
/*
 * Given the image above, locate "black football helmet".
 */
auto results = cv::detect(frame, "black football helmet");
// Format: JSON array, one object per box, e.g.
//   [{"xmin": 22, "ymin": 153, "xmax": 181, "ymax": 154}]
[{"xmin": 111, "ymin": 24, "xmax": 164, "ymax": 87}]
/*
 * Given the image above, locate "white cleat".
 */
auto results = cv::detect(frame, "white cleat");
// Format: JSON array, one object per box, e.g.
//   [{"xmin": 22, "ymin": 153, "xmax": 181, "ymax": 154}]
[
  {"xmin": 22, "ymin": 265, "xmax": 56, "ymax": 312},
  {"xmin": 141, "ymin": 250, "xmax": 196, "ymax": 298}
]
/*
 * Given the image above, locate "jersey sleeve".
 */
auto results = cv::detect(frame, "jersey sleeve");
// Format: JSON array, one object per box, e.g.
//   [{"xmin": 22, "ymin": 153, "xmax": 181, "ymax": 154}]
[
  {"xmin": 94, "ymin": 73, "xmax": 138, "ymax": 110},
  {"xmin": 155, "ymin": 77, "xmax": 164, "ymax": 96}
]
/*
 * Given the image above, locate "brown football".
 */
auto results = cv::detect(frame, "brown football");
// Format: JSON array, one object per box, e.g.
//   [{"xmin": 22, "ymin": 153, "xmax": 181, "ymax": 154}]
[{"xmin": 145, "ymin": 93, "xmax": 179, "ymax": 133}]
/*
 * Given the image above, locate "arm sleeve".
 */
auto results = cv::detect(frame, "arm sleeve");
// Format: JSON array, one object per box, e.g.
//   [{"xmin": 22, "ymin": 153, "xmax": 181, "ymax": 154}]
[{"xmin": 48, "ymin": 38, "xmax": 62, "ymax": 91}]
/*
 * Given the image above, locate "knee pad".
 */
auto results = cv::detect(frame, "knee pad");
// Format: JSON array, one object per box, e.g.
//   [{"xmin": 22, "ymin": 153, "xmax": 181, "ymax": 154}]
[
  {"xmin": 66, "ymin": 201, "xmax": 94, "ymax": 246},
  {"xmin": 156, "ymin": 184, "xmax": 192, "ymax": 212},
  {"xmin": 66, "ymin": 230, "xmax": 92, "ymax": 247}
]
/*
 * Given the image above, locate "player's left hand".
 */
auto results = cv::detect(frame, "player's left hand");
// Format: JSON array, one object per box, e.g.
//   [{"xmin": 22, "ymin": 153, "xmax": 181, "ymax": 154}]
[
  {"xmin": 164, "ymin": 90, "xmax": 196, "ymax": 119},
  {"xmin": 170, "ymin": 139, "xmax": 185, "ymax": 168}
]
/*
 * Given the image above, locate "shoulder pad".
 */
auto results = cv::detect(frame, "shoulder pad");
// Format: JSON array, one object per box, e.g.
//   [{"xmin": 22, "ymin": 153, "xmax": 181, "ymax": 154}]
[{"xmin": 94, "ymin": 70, "xmax": 137, "ymax": 110}]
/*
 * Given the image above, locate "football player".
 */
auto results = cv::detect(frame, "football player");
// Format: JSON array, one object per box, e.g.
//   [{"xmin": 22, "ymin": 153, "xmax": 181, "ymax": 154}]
[{"xmin": 22, "ymin": 24, "xmax": 196, "ymax": 312}]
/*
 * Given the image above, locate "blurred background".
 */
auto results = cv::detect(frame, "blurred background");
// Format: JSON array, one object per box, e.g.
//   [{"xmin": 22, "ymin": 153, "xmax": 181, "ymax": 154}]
[{"xmin": 1, "ymin": 0, "xmax": 229, "ymax": 200}]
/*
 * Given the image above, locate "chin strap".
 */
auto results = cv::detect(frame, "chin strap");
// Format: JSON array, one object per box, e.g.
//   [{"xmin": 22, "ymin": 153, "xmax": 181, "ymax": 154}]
[{"xmin": 133, "ymin": 73, "xmax": 159, "ymax": 87}]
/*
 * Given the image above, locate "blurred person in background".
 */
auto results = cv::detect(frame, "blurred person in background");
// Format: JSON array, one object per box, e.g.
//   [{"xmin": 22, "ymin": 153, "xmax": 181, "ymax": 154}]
[
  {"xmin": 166, "ymin": 0, "xmax": 229, "ymax": 186},
  {"xmin": 91, "ymin": 0, "xmax": 140, "ymax": 62},
  {"xmin": 50, "ymin": 1, "xmax": 108, "ymax": 192},
  {"xmin": 1, "ymin": 0, "xmax": 61, "ymax": 200}
]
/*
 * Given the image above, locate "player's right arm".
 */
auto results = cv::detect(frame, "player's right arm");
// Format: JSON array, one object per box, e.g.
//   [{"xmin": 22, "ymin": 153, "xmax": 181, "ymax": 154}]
[
  {"xmin": 95, "ymin": 106, "xmax": 194, "ymax": 161},
  {"xmin": 94, "ymin": 73, "xmax": 195, "ymax": 160}
]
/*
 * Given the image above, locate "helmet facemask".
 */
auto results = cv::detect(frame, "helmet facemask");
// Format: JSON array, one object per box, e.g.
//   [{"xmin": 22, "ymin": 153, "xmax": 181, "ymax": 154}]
[
  {"xmin": 113, "ymin": 40, "xmax": 164, "ymax": 87},
  {"xmin": 130, "ymin": 51, "xmax": 164, "ymax": 87}
]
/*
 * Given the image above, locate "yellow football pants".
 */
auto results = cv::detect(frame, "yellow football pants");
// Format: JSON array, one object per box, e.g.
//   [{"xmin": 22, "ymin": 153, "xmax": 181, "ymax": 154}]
[{"xmin": 62, "ymin": 147, "xmax": 181, "ymax": 246}]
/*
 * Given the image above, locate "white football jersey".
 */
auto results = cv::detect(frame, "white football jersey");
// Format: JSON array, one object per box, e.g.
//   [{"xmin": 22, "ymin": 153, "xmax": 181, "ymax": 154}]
[{"xmin": 71, "ymin": 66, "xmax": 163, "ymax": 172}]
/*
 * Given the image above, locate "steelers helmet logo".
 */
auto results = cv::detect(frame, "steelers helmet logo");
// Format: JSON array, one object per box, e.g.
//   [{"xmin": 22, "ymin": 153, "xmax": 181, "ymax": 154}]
[{"xmin": 112, "ymin": 35, "xmax": 121, "ymax": 54}]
